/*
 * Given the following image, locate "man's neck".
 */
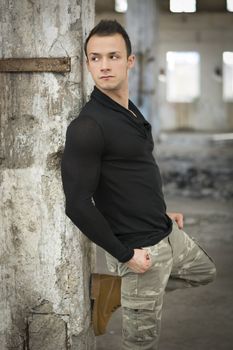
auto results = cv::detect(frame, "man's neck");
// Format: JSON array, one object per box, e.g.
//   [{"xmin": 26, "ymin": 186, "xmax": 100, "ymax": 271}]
[{"xmin": 96, "ymin": 85, "xmax": 129, "ymax": 109}]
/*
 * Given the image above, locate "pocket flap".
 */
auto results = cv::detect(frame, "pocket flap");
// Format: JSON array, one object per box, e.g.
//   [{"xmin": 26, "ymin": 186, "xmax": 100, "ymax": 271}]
[{"xmin": 121, "ymin": 297, "xmax": 156, "ymax": 310}]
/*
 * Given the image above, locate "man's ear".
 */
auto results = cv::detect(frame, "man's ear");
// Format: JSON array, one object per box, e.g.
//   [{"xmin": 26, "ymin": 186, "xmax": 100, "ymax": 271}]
[{"xmin": 127, "ymin": 54, "xmax": 136, "ymax": 69}]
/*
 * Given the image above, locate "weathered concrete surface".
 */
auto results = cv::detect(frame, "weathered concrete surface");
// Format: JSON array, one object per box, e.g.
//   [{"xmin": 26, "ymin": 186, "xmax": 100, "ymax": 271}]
[
  {"xmin": 28, "ymin": 312, "xmax": 67, "ymax": 350},
  {"xmin": 126, "ymin": 0, "xmax": 160, "ymax": 137},
  {"xmin": 0, "ymin": 0, "xmax": 95, "ymax": 349}
]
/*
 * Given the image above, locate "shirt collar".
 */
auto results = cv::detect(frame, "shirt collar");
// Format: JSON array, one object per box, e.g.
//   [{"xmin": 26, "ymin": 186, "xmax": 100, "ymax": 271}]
[{"xmin": 91, "ymin": 85, "xmax": 150, "ymax": 130}]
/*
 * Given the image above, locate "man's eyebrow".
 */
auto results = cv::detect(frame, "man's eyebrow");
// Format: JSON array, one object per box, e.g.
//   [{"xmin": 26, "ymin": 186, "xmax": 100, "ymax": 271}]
[
  {"xmin": 89, "ymin": 52, "xmax": 100, "ymax": 56},
  {"xmin": 89, "ymin": 51, "xmax": 121, "ymax": 56}
]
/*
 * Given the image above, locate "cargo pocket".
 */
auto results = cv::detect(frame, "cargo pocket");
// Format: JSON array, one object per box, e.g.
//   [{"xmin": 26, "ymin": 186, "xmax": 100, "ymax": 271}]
[{"xmin": 122, "ymin": 302, "xmax": 159, "ymax": 344}]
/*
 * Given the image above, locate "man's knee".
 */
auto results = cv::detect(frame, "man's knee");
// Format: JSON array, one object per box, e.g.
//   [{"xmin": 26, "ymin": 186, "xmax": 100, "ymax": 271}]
[
  {"xmin": 170, "ymin": 257, "xmax": 217, "ymax": 289},
  {"xmin": 190, "ymin": 236, "xmax": 217, "ymax": 285},
  {"xmin": 200, "ymin": 260, "xmax": 217, "ymax": 285}
]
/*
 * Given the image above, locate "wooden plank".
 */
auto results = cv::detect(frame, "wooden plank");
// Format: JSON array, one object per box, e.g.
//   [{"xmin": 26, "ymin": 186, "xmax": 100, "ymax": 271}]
[{"xmin": 0, "ymin": 57, "xmax": 71, "ymax": 72}]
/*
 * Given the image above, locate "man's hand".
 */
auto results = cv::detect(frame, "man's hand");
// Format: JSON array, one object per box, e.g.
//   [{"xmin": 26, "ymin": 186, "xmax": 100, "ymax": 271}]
[
  {"xmin": 167, "ymin": 212, "xmax": 184, "ymax": 229},
  {"xmin": 126, "ymin": 249, "xmax": 152, "ymax": 273}
]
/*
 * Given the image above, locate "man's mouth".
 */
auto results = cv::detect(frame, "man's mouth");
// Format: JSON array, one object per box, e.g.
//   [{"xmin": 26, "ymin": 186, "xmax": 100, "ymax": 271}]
[{"xmin": 100, "ymin": 76, "xmax": 114, "ymax": 79}]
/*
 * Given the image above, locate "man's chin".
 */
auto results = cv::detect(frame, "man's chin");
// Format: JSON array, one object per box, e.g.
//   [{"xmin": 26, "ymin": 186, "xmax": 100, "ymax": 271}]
[{"xmin": 96, "ymin": 81, "xmax": 119, "ymax": 92}]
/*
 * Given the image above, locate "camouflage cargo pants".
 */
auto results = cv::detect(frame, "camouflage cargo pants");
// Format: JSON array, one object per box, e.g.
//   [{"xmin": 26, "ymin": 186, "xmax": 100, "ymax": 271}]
[{"xmin": 105, "ymin": 220, "xmax": 216, "ymax": 350}]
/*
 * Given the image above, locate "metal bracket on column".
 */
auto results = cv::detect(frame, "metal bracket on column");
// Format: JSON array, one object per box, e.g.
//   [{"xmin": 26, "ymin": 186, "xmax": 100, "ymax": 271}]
[{"xmin": 0, "ymin": 57, "xmax": 71, "ymax": 72}]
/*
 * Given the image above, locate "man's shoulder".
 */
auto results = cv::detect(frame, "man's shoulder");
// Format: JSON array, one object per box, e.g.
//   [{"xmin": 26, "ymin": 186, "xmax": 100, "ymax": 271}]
[
  {"xmin": 67, "ymin": 108, "xmax": 104, "ymax": 140},
  {"xmin": 67, "ymin": 99, "xmax": 96, "ymax": 124}
]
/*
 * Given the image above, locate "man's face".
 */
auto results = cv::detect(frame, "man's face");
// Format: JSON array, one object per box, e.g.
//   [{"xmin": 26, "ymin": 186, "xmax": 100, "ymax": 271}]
[{"xmin": 86, "ymin": 33, "xmax": 135, "ymax": 92}]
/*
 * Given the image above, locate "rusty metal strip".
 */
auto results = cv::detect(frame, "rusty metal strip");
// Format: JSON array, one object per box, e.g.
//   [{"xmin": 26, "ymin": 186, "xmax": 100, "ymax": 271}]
[{"xmin": 0, "ymin": 57, "xmax": 71, "ymax": 72}]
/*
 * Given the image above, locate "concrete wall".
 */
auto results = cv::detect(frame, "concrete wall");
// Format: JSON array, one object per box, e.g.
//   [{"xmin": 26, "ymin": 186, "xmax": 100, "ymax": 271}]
[
  {"xmin": 126, "ymin": 0, "xmax": 160, "ymax": 138},
  {"xmin": 0, "ymin": 0, "xmax": 95, "ymax": 349},
  {"xmin": 95, "ymin": 12, "xmax": 125, "ymax": 26},
  {"xmin": 158, "ymin": 12, "xmax": 233, "ymax": 131}
]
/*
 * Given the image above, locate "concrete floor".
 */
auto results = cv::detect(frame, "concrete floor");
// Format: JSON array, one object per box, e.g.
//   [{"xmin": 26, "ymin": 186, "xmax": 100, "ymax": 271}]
[
  {"xmin": 95, "ymin": 132, "xmax": 233, "ymax": 350},
  {"xmin": 96, "ymin": 197, "xmax": 233, "ymax": 350}
]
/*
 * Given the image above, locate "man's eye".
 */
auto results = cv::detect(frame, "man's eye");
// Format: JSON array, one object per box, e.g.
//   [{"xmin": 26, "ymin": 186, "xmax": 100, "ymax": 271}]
[
  {"xmin": 111, "ymin": 55, "xmax": 118, "ymax": 60},
  {"xmin": 91, "ymin": 57, "xmax": 99, "ymax": 61}
]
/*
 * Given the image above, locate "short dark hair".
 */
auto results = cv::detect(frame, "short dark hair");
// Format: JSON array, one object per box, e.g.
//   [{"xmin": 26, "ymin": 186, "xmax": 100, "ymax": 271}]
[{"xmin": 84, "ymin": 20, "xmax": 132, "ymax": 58}]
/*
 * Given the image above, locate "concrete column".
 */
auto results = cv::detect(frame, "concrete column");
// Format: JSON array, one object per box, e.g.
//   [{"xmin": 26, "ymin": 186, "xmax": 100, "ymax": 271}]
[
  {"xmin": 0, "ymin": 0, "xmax": 95, "ymax": 349},
  {"xmin": 126, "ymin": 0, "xmax": 160, "ymax": 137}
]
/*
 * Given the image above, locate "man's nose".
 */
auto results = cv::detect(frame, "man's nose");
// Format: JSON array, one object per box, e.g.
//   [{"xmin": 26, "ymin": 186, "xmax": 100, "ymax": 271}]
[{"xmin": 100, "ymin": 57, "xmax": 110, "ymax": 71}]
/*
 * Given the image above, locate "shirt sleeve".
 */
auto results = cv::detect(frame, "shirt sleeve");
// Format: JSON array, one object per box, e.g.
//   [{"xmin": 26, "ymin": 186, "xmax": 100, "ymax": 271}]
[{"xmin": 61, "ymin": 116, "xmax": 134, "ymax": 263}]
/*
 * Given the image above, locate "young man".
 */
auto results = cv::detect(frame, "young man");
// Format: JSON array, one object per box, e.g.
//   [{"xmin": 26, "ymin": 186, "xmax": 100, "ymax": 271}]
[{"xmin": 61, "ymin": 20, "xmax": 216, "ymax": 349}]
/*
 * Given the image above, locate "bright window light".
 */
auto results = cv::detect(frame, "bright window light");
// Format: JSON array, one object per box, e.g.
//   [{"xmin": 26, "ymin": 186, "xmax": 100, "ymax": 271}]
[
  {"xmin": 227, "ymin": 0, "xmax": 233, "ymax": 12},
  {"xmin": 115, "ymin": 0, "xmax": 128, "ymax": 13},
  {"xmin": 166, "ymin": 51, "xmax": 200, "ymax": 103},
  {"xmin": 170, "ymin": 0, "xmax": 196, "ymax": 13},
  {"xmin": 223, "ymin": 52, "xmax": 233, "ymax": 101}
]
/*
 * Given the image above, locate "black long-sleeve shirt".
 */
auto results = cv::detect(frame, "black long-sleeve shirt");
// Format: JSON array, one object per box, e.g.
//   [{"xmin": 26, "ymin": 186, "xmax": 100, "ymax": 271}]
[{"xmin": 61, "ymin": 86, "xmax": 173, "ymax": 262}]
